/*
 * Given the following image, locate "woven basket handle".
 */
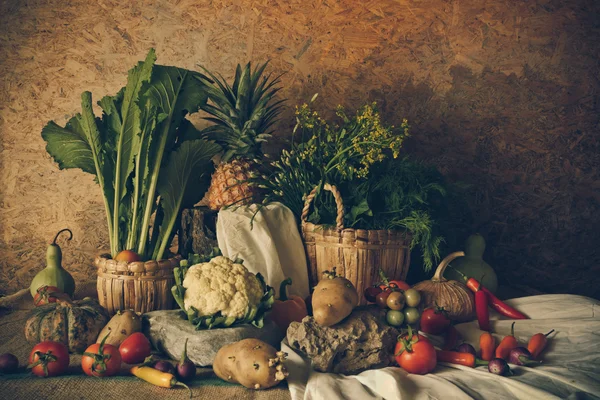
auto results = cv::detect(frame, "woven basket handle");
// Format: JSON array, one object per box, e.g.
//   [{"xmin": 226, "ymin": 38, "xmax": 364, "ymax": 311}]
[{"xmin": 301, "ymin": 183, "xmax": 344, "ymax": 231}]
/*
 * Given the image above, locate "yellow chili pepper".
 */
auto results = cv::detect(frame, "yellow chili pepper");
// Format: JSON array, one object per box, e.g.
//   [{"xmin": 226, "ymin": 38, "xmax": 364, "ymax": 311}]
[{"xmin": 131, "ymin": 366, "xmax": 191, "ymax": 397}]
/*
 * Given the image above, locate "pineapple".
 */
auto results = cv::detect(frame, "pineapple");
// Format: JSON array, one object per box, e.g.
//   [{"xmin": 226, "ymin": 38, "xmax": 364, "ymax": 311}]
[{"xmin": 199, "ymin": 62, "xmax": 284, "ymax": 210}]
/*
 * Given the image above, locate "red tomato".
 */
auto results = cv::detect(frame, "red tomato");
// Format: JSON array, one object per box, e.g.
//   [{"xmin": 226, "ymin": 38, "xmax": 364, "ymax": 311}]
[
  {"xmin": 28, "ymin": 341, "xmax": 69, "ymax": 377},
  {"xmin": 82, "ymin": 339, "xmax": 121, "ymax": 377},
  {"xmin": 114, "ymin": 250, "xmax": 142, "ymax": 262},
  {"xmin": 375, "ymin": 291, "xmax": 391, "ymax": 308},
  {"xmin": 395, "ymin": 332, "xmax": 437, "ymax": 375},
  {"xmin": 119, "ymin": 332, "xmax": 152, "ymax": 364},
  {"xmin": 420, "ymin": 306, "xmax": 451, "ymax": 335},
  {"xmin": 364, "ymin": 286, "xmax": 383, "ymax": 303},
  {"xmin": 33, "ymin": 286, "xmax": 65, "ymax": 307},
  {"xmin": 380, "ymin": 280, "xmax": 411, "ymax": 291}
]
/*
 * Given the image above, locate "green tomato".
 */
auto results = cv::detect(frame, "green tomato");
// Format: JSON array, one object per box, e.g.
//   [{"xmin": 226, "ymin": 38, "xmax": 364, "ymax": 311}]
[
  {"xmin": 404, "ymin": 289, "xmax": 421, "ymax": 307},
  {"xmin": 404, "ymin": 307, "xmax": 420, "ymax": 324},
  {"xmin": 386, "ymin": 310, "xmax": 405, "ymax": 327}
]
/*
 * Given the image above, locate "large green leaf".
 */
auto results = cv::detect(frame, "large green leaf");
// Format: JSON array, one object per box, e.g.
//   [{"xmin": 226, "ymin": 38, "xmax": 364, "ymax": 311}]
[
  {"xmin": 98, "ymin": 49, "xmax": 156, "ymax": 253},
  {"xmin": 136, "ymin": 66, "xmax": 210, "ymax": 257},
  {"xmin": 42, "ymin": 92, "xmax": 116, "ymax": 253},
  {"xmin": 153, "ymin": 139, "xmax": 221, "ymax": 260},
  {"xmin": 41, "ymin": 118, "xmax": 95, "ymax": 174}
]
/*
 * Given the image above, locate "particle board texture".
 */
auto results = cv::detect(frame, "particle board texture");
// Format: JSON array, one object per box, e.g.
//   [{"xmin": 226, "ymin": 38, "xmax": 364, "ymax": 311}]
[{"xmin": 0, "ymin": 0, "xmax": 599, "ymax": 299}]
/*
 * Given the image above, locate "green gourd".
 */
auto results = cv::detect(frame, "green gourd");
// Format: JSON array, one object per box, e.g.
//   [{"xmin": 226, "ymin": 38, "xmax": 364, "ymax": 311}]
[
  {"xmin": 444, "ymin": 233, "xmax": 498, "ymax": 294},
  {"xmin": 29, "ymin": 229, "xmax": 76, "ymax": 297}
]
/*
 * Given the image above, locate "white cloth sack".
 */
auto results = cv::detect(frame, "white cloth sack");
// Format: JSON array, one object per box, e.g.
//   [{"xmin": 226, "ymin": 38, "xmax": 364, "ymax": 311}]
[
  {"xmin": 285, "ymin": 294, "xmax": 600, "ymax": 400},
  {"xmin": 217, "ymin": 202, "xmax": 310, "ymax": 299}
]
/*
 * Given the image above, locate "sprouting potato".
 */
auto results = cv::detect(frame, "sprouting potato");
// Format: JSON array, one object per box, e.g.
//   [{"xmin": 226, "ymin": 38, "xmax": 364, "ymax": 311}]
[
  {"xmin": 311, "ymin": 268, "xmax": 358, "ymax": 327},
  {"xmin": 213, "ymin": 338, "xmax": 288, "ymax": 390}
]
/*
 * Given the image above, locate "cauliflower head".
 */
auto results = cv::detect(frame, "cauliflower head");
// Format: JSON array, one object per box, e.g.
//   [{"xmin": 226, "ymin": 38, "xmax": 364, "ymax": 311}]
[{"xmin": 182, "ymin": 256, "xmax": 264, "ymax": 319}]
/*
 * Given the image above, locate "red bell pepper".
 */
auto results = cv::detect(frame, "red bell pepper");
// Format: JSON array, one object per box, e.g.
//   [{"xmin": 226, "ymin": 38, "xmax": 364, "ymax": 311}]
[{"xmin": 270, "ymin": 278, "xmax": 308, "ymax": 332}]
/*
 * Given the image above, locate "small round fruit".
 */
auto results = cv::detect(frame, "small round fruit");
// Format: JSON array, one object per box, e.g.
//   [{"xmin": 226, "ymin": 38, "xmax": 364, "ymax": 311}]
[
  {"xmin": 364, "ymin": 286, "xmax": 382, "ymax": 303},
  {"xmin": 404, "ymin": 289, "xmax": 421, "ymax": 307},
  {"xmin": 114, "ymin": 250, "xmax": 142, "ymax": 262},
  {"xmin": 386, "ymin": 291, "xmax": 406, "ymax": 311},
  {"xmin": 0, "ymin": 353, "xmax": 19, "ymax": 373},
  {"xmin": 375, "ymin": 291, "xmax": 391, "ymax": 309},
  {"xmin": 29, "ymin": 341, "xmax": 69, "ymax": 377},
  {"xmin": 386, "ymin": 310, "xmax": 405, "ymax": 327},
  {"xmin": 119, "ymin": 332, "xmax": 152, "ymax": 364},
  {"xmin": 404, "ymin": 307, "xmax": 420, "ymax": 324}
]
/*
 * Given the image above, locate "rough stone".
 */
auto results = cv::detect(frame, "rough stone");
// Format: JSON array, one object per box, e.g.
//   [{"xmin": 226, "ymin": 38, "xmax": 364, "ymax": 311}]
[
  {"xmin": 143, "ymin": 310, "xmax": 284, "ymax": 366},
  {"xmin": 286, "ymin": 306, "xmax": 399, "ymax": 374}
]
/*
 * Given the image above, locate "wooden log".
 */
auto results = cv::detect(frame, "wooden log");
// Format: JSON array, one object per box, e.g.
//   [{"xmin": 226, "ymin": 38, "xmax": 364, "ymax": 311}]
[{"xmin": 178, "ymin": 207, "xmax": 218, "ymax": 258}]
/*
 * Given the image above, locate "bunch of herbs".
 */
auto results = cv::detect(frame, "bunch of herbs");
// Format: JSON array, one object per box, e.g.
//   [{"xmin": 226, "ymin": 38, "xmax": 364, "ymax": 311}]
[{"xmin": 254, "ymin": 98, "xmax": 466, "ymax": 271}]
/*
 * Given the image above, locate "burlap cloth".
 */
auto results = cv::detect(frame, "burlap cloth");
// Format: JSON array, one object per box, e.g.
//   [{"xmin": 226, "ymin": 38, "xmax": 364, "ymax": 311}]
[{"xmin": 0, "ymin": 282, "xmax": 290, "ymax": 400}]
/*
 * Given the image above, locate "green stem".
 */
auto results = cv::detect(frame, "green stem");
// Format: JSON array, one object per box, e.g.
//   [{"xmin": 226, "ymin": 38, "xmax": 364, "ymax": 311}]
[
  {"xmin": 173, "ymin": 380, "xmax": 192, "ymax": 398},
  {"xmin": 147, "ymin": 203, "xmax": 164, "ymax": 260},
  {"xmin": 179, "ymin": 338, "xmax": 189, "ymax": 366},
  {"xmin": 378, "ymin": 269, "xmax": 390, "ymax": 286},
  {"xmin": 278, "ymin": 278, "xmax": 292, "ymax": 301},
  {"xmin": 52, "ymin": 229, "xmax": 73, "ymax": 245},
  {"xmin": 171, "ymin": 286, "xmax": 186, "ymax": 311},
  {"xmin": 80, "ymin": 92, "xmax": 115, "ymax": 255},
  {"xmin": 113, "ymin": 153, "xmax": 123, "ymax": 255},
  {"xmin": 137, "ymin": 69, "xmax": 187, "ymax": 257},
  {"xmin": 127, "ymin": 153, "xmax": 143, "ymax": 251},
  {"xmin": 324, "ymin": 140, "xmax": 382, "ymax": 173}
]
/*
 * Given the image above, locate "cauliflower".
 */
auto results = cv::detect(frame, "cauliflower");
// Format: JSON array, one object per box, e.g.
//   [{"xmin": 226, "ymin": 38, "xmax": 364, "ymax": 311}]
[{"xmin": 182, "ymin": 256, "xmax": 264, "ymax": 319}]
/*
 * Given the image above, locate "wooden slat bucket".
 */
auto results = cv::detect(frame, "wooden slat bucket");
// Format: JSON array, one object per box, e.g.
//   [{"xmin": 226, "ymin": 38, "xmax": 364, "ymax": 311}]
[
  {"xmin": 301, "ymin": 184, "xmax": 412, "ymax": 305},
  {"xmin": 94, "ymin": 254, "xmax": 181, "ymax": 315}
]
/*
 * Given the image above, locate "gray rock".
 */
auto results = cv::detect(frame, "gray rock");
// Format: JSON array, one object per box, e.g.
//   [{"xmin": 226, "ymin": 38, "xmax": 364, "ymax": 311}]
[
  {"xmin": 286, "ymin": 306, "xmax": 399, "ymax": 374},
  {"xmin": 143, "ymin": 310, "xmax": 284, "ymax": 366}
]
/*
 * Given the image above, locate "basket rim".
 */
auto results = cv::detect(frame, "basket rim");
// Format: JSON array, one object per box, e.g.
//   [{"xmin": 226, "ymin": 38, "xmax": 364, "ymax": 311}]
[
  {"xmin": 302, "ymin": 221, "xmax": 412, "ymax": 238},
  {"xmin": 94, "ymin": 253, "xmax": 181, "ymax": 276}
]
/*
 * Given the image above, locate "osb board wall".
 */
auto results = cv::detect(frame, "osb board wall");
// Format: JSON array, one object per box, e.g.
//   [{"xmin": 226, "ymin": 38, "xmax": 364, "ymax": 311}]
[{"xmin": 0, "ymin": 0, "xmax": 598, "ymax": 298}]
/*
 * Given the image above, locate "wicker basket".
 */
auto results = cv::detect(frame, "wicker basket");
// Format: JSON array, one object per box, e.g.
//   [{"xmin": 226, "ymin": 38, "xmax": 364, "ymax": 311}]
[
  {"xmin": 95, "ymin": 254, "xmax": 181, "ymax": 315},
  {"xmin": 301, "ymin": 184, "xmax": 412, "ymax": 305}
]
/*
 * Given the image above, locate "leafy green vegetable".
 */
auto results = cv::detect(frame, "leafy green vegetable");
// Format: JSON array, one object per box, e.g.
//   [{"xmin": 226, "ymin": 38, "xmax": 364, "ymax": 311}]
[
  {"xmin": 99, "ymin": 50, "xmax": 154, "ymax": 254},
  {"xmin": 42, "ymin": 49, "xmax": 220, "ymax": 261},
  {"xmin": 136, "ymin": 63, "xmax": 214, "ymax": 259},
  {"xmin": 153, "ymin": 139, "xmax": 221, "ymax": 260}
]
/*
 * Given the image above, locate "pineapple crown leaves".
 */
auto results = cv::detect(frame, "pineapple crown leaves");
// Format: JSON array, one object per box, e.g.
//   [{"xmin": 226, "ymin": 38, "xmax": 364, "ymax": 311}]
[{"xmin": 196, "ymin": 61, "xmax": 286, "ymax": 163}]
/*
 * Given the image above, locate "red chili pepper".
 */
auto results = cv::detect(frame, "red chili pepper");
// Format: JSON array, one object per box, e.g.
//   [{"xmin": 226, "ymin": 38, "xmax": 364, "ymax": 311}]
[
  {"xmin": 475, "ymin": 282, "xmax": 491, "ymax": 331},
  {"xmin": 453, "ymin": 269, "xmax": 528, "ymax": 320},
  {"xmin": 436, "ymin": 350, "xmax": 488, "ymax": 368}
]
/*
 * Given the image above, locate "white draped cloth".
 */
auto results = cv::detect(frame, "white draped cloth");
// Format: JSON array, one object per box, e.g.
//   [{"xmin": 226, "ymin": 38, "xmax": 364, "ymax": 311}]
[
  {"xmin": 215, "ymin": 204, "xmax": 600, "ymax": 399},
  {"xmin": 216, "ymin": 202, "xmax": 310, "ymax": 299},
  {"xmin": 284, "ymin": 295, "xmax": 600, "ymax": 400}
]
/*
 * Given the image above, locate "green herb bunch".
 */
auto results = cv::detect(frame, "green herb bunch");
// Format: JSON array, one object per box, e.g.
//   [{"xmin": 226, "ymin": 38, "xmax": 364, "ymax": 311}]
[
  {"xmin": 294, "ymin": 101, "xmax": 408, "ymax": 180},
  {"xmin": 254, "ymin": 97, "xmax": 463, "ymax": 271}
]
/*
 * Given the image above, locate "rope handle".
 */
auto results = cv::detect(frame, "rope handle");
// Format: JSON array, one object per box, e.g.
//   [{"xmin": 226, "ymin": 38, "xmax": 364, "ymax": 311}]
[{"xmin": 301, "ymin": 183, "xmax": 344, "ymax": 231}]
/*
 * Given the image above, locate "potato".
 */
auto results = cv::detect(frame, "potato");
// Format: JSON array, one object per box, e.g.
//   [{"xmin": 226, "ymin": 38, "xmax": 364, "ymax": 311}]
[
  {"xmin": 96, "ymin": 309, "xmax": 142, "ymax": 346},
  {"xmin": 213, "ymin": 338, "xmax": 288, "ymax": 390},
  {"xmin": 312, "ymin": 269, "xmax": 358, "ymax": 327}
]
